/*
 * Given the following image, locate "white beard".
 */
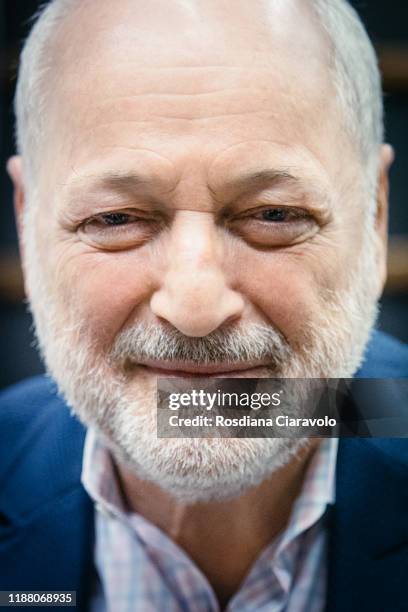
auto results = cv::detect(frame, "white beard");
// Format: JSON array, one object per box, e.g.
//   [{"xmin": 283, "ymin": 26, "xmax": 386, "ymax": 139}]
[{"xmin": 23, "ymin": 205, "xmax": 379, "ymax": 503}]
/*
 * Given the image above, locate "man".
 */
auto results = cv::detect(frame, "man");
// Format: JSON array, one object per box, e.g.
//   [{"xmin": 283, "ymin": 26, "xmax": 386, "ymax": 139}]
[{"xmin": 1, "ymin": 0, "xmax": 407, "ymax": 610}]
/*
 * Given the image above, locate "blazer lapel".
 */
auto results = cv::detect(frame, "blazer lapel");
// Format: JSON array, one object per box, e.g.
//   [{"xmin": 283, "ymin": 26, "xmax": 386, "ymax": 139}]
[
  {"xmin": 0, "ymin": 385, "xmax": 96, "ymax": 611},
  {"xmin": 0, "ymin": 487, "xmax": 95, "ymax": 610},
  {"xmin": 326, "ymin": 438, "xmax": 408, "ymax": 612}
]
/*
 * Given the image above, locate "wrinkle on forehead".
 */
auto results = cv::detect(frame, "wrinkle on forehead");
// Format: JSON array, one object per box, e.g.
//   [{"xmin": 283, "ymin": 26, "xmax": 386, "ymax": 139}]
[{"xmin": 51, "ymin": 0, "xmax": 331, "ymax": 88}]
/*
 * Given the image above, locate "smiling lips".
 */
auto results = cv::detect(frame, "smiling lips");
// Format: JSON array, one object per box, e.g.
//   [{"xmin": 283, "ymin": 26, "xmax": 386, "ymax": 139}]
[{"xmin": 135, "ymin": 359, "xmax": 272, "ymax": 378}]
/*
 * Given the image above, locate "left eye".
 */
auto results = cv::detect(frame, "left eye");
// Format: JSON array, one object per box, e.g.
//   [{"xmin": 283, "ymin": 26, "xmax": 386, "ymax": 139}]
[
  {"xmin": 258, "ymin": 208, "xmax": 290, "ymax": 222},
  {"xmin": 228, "ymin": 206, "xmax": 317, "ymax": 247},
  {"xmin": 100, "ymin": 212, "xmax": 132, "ymax": 226}
]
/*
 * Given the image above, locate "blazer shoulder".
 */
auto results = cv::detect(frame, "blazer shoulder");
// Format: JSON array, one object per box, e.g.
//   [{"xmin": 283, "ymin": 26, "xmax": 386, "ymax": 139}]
[
  {"xmin": 0, "ymin": 375, "xmax": 79, "ymax": 450},
  {"xmin": 0, "ymin": 375, "xmax": 59, "ymax": 415},
  {"xmin": 357, "ymin": 331, "xmax": 408, "ymax": 377},
  {"xmin": 0, "ymin": 376, "xmax": 86, "ymax": 522}
]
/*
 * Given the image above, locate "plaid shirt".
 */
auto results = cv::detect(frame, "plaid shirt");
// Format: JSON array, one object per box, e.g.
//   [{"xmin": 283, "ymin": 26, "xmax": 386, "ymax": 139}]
[{"xmin": 81, "ymin": 432, "xmax": 338, "ymax": 612}]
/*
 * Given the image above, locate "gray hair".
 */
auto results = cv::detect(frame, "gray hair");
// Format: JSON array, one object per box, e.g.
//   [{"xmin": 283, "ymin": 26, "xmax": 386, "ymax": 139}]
[{"xmin": 14, "ymin": 0, "xmax": 383, "ymax": 198}]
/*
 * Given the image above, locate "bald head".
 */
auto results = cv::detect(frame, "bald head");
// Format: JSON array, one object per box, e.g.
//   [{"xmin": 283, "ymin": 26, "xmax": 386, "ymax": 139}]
[
  {"xmin": 15, "ymin": 0, "xmax": 382, "ymax": 197},
  {"xmin": 52, "ymin": 0, "xmax": 327, "ymax": 69}
]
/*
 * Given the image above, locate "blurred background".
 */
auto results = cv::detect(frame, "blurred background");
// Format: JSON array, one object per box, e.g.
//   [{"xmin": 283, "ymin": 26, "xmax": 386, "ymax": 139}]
[{"xmin": 0, "ymin": 1, "xmax": 407, "ymax": 389}]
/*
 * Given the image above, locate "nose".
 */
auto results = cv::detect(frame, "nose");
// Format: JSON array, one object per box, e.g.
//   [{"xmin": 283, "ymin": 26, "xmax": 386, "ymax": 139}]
[{"xmin": 150, "ymin": 211, "xmax": 244, "ymax": 337}]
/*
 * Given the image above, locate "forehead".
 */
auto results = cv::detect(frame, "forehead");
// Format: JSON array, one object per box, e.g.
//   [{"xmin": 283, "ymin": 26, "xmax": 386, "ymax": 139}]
[
  {"xmin": 41, "ymin": 0, "xmax": 353, "ymax": 191},
  {"xmin": 56, "ymin": 0, "xmax": 329, "ymax": 69}
]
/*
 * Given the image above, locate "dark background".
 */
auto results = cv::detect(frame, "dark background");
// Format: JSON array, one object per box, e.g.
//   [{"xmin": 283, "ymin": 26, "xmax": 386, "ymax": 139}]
[{"xmin": 1, "ymin": 1, "xmax": 407, "ymax": 389}]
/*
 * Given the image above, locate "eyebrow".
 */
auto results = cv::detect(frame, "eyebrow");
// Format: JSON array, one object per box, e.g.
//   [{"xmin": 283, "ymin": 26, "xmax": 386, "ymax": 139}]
[
  {"xmin": 101, "ymin": 172, "xmax": 159, "ymax": 192},
  {"xmin": 219, "ymin": 169, "xmax": 300, "ymax": 194},
  {"xmin": 66, "ymin": 171, "xmax": 168, "ymax": 196}
]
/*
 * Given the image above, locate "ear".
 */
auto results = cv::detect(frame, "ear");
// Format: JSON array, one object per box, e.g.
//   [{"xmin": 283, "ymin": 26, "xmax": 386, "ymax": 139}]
[
  {"xmin": 7, "ymin": 156, "xmax": 29, "ymax": 298},
  {"xmin": 375, "ymin": 144, "xmax": 394, "ymax": 297},
  {"xmin": 7, "ymin": 156, "xmax": 26, "ymax": 248}
]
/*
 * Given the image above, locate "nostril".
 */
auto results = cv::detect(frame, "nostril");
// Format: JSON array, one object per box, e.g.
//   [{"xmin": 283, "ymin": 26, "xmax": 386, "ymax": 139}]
[{"xmin": 222, "ymin": 311, "xmax": 243, "ymax": 329}]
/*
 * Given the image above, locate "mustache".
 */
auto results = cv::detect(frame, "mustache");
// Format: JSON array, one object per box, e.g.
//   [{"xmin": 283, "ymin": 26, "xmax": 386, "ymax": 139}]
[{"xmin": 109, "ymin": 322, "xmax": 292, "ymax": 368}]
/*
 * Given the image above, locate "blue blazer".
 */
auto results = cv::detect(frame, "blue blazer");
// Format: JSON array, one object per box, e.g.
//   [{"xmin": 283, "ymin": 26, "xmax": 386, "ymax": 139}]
[{"xmin": 0, "ymin": 331, "xmax": 407, "ymax": 611}]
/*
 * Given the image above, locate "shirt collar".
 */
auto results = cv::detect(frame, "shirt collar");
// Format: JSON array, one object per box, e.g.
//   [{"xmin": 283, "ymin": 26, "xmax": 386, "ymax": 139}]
[
  {"xmin": 275, "ymin": 437, "xmax": 337, "ymax": 556},
  {"xmin": 81, "ymin": 427, "xmax": 127, "ymax": 520}
]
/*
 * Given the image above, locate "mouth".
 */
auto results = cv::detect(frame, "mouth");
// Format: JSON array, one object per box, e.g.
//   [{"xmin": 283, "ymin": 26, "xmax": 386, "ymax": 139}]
[{"xmin": 133, "ymin": 359, "xmax": 272, "ymax": 378}]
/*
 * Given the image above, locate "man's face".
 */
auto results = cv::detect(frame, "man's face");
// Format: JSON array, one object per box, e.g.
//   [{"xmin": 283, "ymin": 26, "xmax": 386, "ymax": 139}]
[
  {"xmin": 33, "ymin": 0, "xmax": 371, "ymax": 352},
  {"xmin": 17, "ymin": 0, "xmax": 383, "ymax": 500}
]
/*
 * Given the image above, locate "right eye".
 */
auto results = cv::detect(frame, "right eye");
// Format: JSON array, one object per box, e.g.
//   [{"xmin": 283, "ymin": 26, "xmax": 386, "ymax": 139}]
[
  {"xmin": 78, "ymin": 210, "xmax": 162, "ymax": 250},
  {"xmin": 98, "ymin": 212, "xmax": 133, "ymax": 226}
]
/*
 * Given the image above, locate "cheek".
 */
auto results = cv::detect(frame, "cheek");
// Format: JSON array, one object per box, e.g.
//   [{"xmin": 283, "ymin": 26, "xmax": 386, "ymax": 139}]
[
  {"xmin": 230, "ymin": 247, "xmax": 337, "ymax": 345},
  {"xmin": 49, "ymin": 246, "xmax": 157, "ymax": 347}
]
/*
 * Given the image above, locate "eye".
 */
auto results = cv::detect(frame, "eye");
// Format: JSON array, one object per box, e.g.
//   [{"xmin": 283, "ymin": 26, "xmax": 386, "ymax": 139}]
[
  {"xmin": 99, "ymin": 212, "xmax": 132, "ymax": 226},
  {"xmin": 258, "ymin": 208, "xmax": 294, "ymax": 222},
  {"xmin": 228, "ymin": 206, "xmax": 318, "ymax": 248},
  {"xmin": 78, "ymin": 210, "xmax": 162, "ymax": 250}
]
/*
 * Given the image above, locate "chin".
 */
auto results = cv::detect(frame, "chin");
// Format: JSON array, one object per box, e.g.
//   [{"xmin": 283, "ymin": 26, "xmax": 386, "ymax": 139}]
[{"xmin": 101, "ymin": 407, "xmax": 309, "ymax": 503}]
